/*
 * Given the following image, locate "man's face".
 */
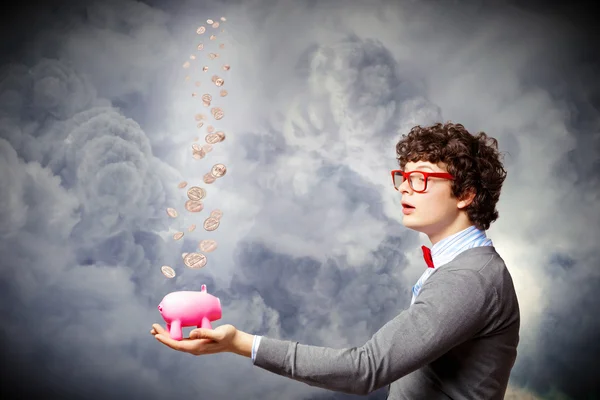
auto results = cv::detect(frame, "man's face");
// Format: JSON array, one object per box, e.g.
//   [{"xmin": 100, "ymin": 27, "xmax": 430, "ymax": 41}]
[{"xmin": 399, "ymin": 160, "xmax": 460, "ymax": 238}]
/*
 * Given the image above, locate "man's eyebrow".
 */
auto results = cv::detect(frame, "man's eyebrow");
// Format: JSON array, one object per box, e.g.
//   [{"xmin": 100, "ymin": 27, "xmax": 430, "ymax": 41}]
[{"xmin": 413, "ymin": 164, "xmax": 435, "ymax": 171}]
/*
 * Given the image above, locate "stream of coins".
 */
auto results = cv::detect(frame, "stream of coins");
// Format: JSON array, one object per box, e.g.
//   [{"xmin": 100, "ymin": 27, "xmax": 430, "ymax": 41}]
[{"xmin": 161, "ymin": 16, "xmax": 230, "ymax": 279}]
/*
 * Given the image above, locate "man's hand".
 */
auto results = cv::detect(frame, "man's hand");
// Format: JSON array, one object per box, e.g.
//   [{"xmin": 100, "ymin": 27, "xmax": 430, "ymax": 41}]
[{"xmin": 150, "ymin": 323, "xmax": 254, "ymax": 358}]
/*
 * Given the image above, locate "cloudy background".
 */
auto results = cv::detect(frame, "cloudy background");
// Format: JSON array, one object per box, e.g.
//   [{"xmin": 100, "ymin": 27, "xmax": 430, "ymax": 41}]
[{"xmin": 1, "ymin": 0, "xmax": 598, "ymax": 399}]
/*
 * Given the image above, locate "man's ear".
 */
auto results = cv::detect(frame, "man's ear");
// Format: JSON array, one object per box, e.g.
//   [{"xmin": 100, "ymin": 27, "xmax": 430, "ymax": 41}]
[{"xmin": 457, "ymin": 189, "xmax": 476, "ymax": 209}]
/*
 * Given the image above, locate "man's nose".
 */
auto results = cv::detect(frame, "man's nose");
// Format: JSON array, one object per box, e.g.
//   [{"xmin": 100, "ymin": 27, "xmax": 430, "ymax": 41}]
[{"xmin": 399, "ymin": 178, "xmax": 412, "ymax": 194}]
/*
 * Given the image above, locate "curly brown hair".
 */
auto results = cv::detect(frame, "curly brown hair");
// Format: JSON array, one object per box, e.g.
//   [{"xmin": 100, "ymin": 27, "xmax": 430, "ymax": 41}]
[{"xmin": 395, "ymin": 122, "xmax": 507, "ymax": 231}]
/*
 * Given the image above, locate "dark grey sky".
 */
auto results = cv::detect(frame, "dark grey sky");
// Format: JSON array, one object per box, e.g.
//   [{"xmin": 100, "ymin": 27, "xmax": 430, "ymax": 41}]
[{"xmin": 1, "ymin": 0, "xmax": 598, "ymax": 399}]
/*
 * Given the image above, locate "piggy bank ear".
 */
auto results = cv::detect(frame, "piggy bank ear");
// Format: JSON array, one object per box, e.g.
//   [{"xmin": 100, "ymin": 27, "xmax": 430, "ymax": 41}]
[{"xmin": 201, "ymin": 284, "xmax": 207, "ymax": 292}]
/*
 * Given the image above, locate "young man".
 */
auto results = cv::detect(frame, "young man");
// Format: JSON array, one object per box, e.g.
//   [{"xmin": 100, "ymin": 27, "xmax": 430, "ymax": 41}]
[{"xmin": 152, "ymin": 122, "xmax": 521, "ymax": 399}]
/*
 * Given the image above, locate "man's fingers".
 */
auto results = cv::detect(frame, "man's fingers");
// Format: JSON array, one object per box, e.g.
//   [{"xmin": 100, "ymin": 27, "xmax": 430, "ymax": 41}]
[
  {"xmin": 155, "ymin": 334, "xmax": 192, "ymax": 352},
  {"xmin": 152, "ymin": 323, "xmax": 166, "ymax": 334}
]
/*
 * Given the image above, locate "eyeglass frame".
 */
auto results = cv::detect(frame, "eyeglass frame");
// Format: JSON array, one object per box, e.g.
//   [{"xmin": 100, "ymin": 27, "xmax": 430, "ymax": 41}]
[{"xmin": 390, "ymin": 169, "xmax": 455, "ymax": 193}]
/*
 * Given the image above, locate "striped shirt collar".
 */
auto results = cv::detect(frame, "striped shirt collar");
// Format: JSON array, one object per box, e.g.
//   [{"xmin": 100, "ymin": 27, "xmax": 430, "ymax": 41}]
[{"xmin": 430, "ymin": 225, "xmax": 493, "ymax": 269}]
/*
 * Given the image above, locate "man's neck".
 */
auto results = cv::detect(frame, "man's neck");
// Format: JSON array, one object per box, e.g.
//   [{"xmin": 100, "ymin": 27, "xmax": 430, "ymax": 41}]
[{"xmin": 427, "ymin": 217, "xmax": 474, "ymax": 245}]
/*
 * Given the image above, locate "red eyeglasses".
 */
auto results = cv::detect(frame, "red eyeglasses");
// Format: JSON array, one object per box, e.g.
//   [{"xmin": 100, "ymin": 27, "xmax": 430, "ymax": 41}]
[{"xmin": 390, "ymin": 169, "xmax": 454, "ymax": 193}]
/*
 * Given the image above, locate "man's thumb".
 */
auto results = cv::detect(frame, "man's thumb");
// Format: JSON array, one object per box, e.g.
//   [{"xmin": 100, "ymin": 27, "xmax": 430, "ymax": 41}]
[{"xmin": 189, "ymin": 328, "xmax": 215, "ymax": 340}]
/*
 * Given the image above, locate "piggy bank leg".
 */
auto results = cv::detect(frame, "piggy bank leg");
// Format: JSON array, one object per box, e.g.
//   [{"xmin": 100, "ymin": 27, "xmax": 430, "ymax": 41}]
[
  {"xmin": 200, "ymin": 316, "xmax": 212, "ymax": 330},
  {"xmin": 169, "ymin": 320, "xmax": 183, "ymax": 341}
]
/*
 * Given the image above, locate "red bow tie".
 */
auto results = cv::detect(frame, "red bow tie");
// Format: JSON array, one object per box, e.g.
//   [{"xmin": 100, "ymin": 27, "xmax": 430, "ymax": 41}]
[{"xmin": 421, "ymin": 246, "xmax": 434, "ymax": 268}]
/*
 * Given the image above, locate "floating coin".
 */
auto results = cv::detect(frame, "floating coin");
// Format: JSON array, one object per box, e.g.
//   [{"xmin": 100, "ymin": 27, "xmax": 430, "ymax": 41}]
[
  {"xmin": 203, "ymin": 217, "xmax": 220, "ymax": 231},
  {"xmin": 210, "ymin": 209, "xmax": 223, "ymax": 219},
  {"xmin": 211, "ymin": 163, "xmax": 227, "ymax": 178},
  {"xmin": 166, "ymin": 208, "xmax": 178, "ymax": 218},
  {"xmin": 188, "ymin": 224, "xmax": 197, "ymax": 232},
  {"xmin": 187, "ymin": 186, "xmax": 206, "ymax": 201},
  {"xmin": 211, "ymin": 75, "xmax": 218, "ymax": 83},
  {"xmin": 202, "ymin": 66, "xmax": 208, "ymax": 72},
  {"xmin": 192, "ymin": 150, "xmax": 205, "ymax": 160},
  {"xmin": 197, "ymin": 26, "xmax": 206, "ymax": 34},
  {"xmin": 182, "ymin": 252, "xmax": 188, "ymax": 259},
  {"xmin": 209, "ymin": 53, "xmax": 218, "ymax": 60},
  {"xmin": 196, "ymin": 122, "xmax": 204, "ymax": 128},
  {"xmin": 203, "ymin": 101, "xmax": 211, "ymax": 107},
  {"xmin": 220, "ymin": 89, "xmax": 228, "ymax": 97},
  {"xmin": 211, "ymin": 106, "xmax": 223, "ymax": 116},
  {"xmin": 173, "ymin": 231, "xmax": 184, "ymax": 240},
  {"xmin": 161, "ymin": 265, "xmax": 176, "ymax": 278},
  {"xmin": 178, "ymin": 181, "xmax": 188, "ymax": 189},
  {"xmin": 190, "ymin": 54, "xmax": 196, "ymax": 60},
  {"xmin": 184, "ymin": 252, "xmax": 207, "ymax": 269},
  {"xmin": 215, "ymin": 78, "xmax": 224, "ymax": 87},
  {"xmin": 192, "ymin": 143, "xmax": 202, "ymax": 151},
  {"xmin": 195, "ymin": 81, "xmax": 201, "ymax": 87},
  {"xmin": 202, "ymin": 94, "xmax": 212, "ymax": 103},
  {"xmin": 207, "ymin": 19, "xmax": 214, "ymax": 24},
  {"xmin": 193, "ymin": 137, "xmax": 199, "ymax": 142},
  {"xmin": 212, "ymin": 22, "xmax": 220, "ymax": 28},
  {"xmin": 213, "ymin": 109, "xmax": 224, "ymax": 120},
  {"xmin": 185, "ymin": 199, "xmax": 204, "ymax": 212},
  {"xmin": 205, "ymin": 133, "xmax": 221, "ymax": 144},
  {"xmin": 185, "ymin": 76, "xmax": 191, "ymax": 81},
  {"xmin": 197, "ymin": 43, "xmax": 204, "ymax": 50},
  {"xmin": 194, "ymin": 113, "xmax": 205, "ymax": 121},
  {"xmin": 183, "ymin": 61, "xmax": 191, "ymax": 68},
  {"xmin": 219, "ymin": 43, "xmax": 225, "ymax": 49},
  {"xmin": 210, "ymin": 35, "xmax": 216, "ymax": 40},
  {"xmin": 215, "ymin": 131, "xmax": 226, "ymax": 141},
  {"xmin": 220, "ymin": 17, "xmax": 226, "ymax": 21},
  {"xmin": 222, "ymin": 64, "xmax": 230, "ymax": 71},
  {"xmin": 203, "ymin": 172, "xmax": 216, "ymax": 184},
  {"xmin": 206, "ymin": 125, "xmax": 215, "ymax": 133},
  {"xmin": 192, "ymin": 92, "xmax": 198, "ymax": 97},
  {"xmin": 202, "ymin": 144, "xmax": 213, "ymax": 153},
  {"xmin": 199, "ymin": 239, "xmax": 218, "ymax": 253}
]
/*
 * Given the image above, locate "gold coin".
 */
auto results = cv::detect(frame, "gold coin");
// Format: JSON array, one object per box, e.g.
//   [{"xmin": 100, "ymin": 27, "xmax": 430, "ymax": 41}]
[
  {"xmin": 203, "ymin": 217, "xmax": 220, "ymax": 231},
  {"xmin": 203, "ymin": 172, "xmax": 216, "ymax": 184},
  {"xmin": 183, "ymin": 61, "xmax": 191, "ymax": 68},
  {"xmin": 209, "ymin": 53, "xmax": 218, "ymax": 60},
  {"xmin": 188, "ymin": 224, "xmax": 196, "ymax": 232},
  {"xmin": 191, "ymin": 92, "xmax": 197, "ymax": 97},
  {"xmin": 211, "ymin": 163, "xmax": 227, "ymax": 178},
  {"xmin": 212, "ymin": 22, "xmax": 220, "ymax": 28},
  {"xmin": 203, "ymin": 101, "xmax": 211, "ymax": 107},
  {"xmin": 202, "ymin": 94, "xmax": 212, "ymax": 103},
  {"xmin": 182, "ymin": 252, "xmax": 188, "ymax": 259},
  {"xmin": 222, "ymin": 64, "xmax": 230, "ymax": 71},
  {"xmin": 185, "ymin": 199, "xmax": 204, "ymax": 213},
  {"xmin": 207, "ymin": 19, "xmax": 214, "ymax": 24},
  {"xmin": 195, "ymin": 81, "xmax": 201, "ymax": 87},
  {"xmin": 192, "ymin": 149, "xmax": 205, "ymax": 160},
  {"xmin": 166, "ymin": 208, "xmax": 178, "ymax": 218},
  {"xmin": 220, "ymin": 17, "xmax": 226, "ymax": 21},
  {"xmin": 196, "ymin": 122, "xmax": 204, "ymax": 128},
  {"xmin": 197, "ymin": 43, "xmax": 204, "ymax": 51},
  {"xmin": 161, "ymin": 265, "xmax": 176, "ymax": 278},
  {"xmin": 194, "ymin": 113, "xmax": 205, "ymax": 121},
  {"xmin": 202, "ymin": 66, "xmax": 208, "ymax": 72},
  {"xmin": 205, "ymin": 133, "xmax": 221, "ymax": 144},
  {"xmin": 185, "ymin": 76, "xmax": 191, "ymax": 81},
  {"xmin": 193, "ymin": 137, "xmax": 199, "ymax": 142},
  {"xmin": 219, "ymin": 89, "xmax": 228, "ymax": 97},
  {"xmin": 190, "ymin": 54, "xmax": 196, "ymax": 60},
  {"xmin": 206, "ymin": 125, "xmax": 215, "ymax": 133},
  {"xmin": 202, "ymin": 144, "xmax": 213, "ymax": 153},
  {"xmin": 187, "ymin": 186, "xmax": 206, "ymax": 201},
  {"xmin": 211, "ymin": 75, "xmax": 218, "ymax": 82},
  {"xmin": 184, "ymin": 252, "xmax": 207, "ymax": 269},
  {"xmin": 173, "ymin": 231, "xmax": 184, "ymax": 240},
  {"xmin": 197, "ymin": 26, "xmax": 206, "ymax": 34},
  {"xmin": 210, "ymin": 35, "xmax": 216, "ymax": 40},
  {"xmin": 214, "ymin": 78, "xmax": 225, "ymax": 87},
  {"xmin": 219, "ymin": 43, "xmax": 225, "ymax": 49},
  {"xmin": 178, "ymin": 181, "xmax": 188, "ymax": 189},
  {"xmin": 199, "ymin": 239, "xmax": 218, "ymax": 253},
  {"xmin": 210, "ymin": 209, "xmax": 223, "ymax": 219},
  {"xmin": 192, "ymin": 143, "xmax": 202, "ymax": 151},
  {"xmin": 215, "ymin": 131, "xmax": 226, "ymax": 141}
]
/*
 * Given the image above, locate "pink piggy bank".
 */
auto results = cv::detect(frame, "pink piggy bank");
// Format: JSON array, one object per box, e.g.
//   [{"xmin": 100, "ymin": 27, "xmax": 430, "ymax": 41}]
[{"xmin": 157, "ymin": 284, "xmax": 222, "ymax": 341}]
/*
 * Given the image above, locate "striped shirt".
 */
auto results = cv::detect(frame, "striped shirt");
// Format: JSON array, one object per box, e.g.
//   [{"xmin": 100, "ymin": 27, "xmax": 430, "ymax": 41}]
[{"xmin": 410, "ymin": 225, "xmax": 493, "ymax": 305}]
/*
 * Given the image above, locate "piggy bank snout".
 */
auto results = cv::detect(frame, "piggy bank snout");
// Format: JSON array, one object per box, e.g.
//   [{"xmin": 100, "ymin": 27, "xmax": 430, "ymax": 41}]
[{"xmin": 158, "ymin": 304, "xmax": 163, "ymax": 312}]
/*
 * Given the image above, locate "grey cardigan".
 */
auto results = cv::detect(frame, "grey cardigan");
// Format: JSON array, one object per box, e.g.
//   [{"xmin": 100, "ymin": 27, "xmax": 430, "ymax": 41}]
[{"xmin": 254, "ymin": 246, "xmax": 520, "ymax": 399}]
